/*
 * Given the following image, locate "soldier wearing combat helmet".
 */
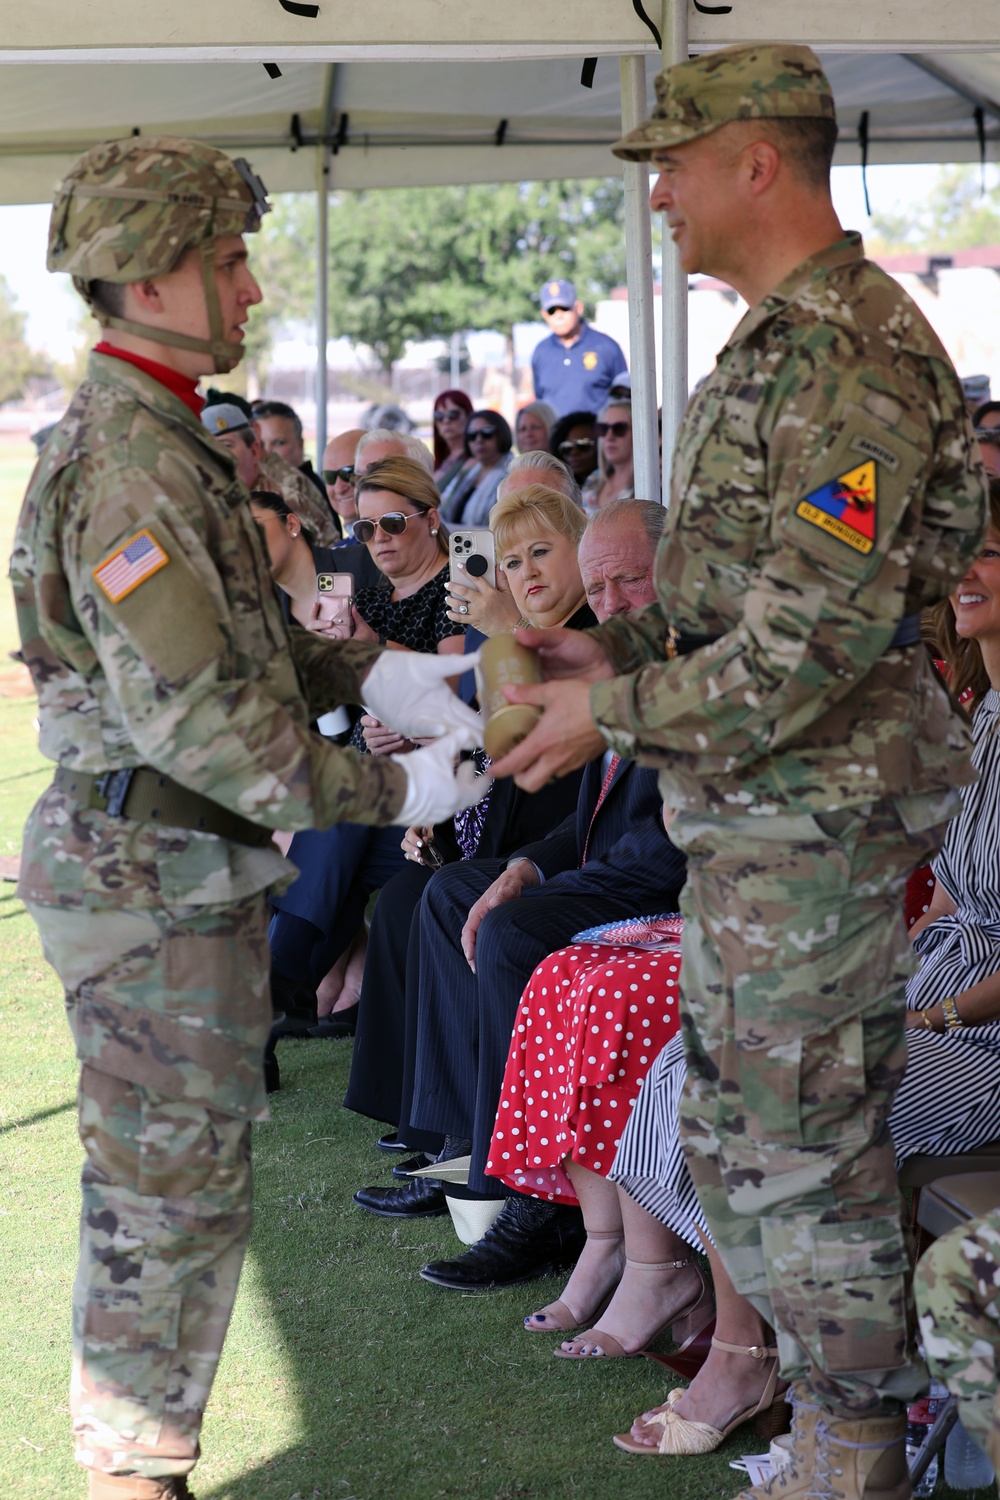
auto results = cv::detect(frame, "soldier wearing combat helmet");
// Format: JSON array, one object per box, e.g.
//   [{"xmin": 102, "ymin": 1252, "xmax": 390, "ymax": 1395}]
[
  {"xmin": 10, "ymin": 136, "xmax": 486, "ymax": 1499},
  {"xmin": 491, "ymin": 43, "xmax": 988, "ymax": 1500}
]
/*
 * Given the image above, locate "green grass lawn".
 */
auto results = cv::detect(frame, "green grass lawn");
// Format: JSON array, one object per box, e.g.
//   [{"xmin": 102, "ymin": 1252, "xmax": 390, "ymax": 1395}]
[{"xmin": 0, "ymin": 438, "xmax": 986, "ymax": 1500}]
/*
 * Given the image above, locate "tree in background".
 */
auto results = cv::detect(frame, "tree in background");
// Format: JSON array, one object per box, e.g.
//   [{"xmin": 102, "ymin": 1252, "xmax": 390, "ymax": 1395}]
[
  {"xmin": 244, "ymin": 178, "xmax": 628, "ymax": 379},
  {"xmin": 868, "ymin": 164, "xmax": 1000, "ymax": 253},
  {"xmin": 0, "ymin": 274, "xmax": 50, "ymax": 403}
]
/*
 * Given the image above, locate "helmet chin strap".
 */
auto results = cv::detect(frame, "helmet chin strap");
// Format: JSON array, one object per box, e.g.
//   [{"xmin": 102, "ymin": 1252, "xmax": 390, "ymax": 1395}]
[{"xmin": 96, "ymin": 242, "xmax": 244, "ymax": 374}]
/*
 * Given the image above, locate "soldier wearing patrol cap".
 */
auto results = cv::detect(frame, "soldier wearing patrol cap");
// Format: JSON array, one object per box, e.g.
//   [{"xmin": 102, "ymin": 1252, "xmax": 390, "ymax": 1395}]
[
  {"xmin": 9, "ymin": 135, "xmax": 487, "ymax": 1500},
  {"xmin": 489, "ymin": 43, "xmax": 989, "ymax": 1500}
]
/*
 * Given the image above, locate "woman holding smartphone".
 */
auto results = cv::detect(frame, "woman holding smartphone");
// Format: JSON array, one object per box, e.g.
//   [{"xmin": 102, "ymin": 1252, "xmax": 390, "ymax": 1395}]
[{"xmin": 267, "ymin": 459, "xmax": 466, "ymax": 1045}]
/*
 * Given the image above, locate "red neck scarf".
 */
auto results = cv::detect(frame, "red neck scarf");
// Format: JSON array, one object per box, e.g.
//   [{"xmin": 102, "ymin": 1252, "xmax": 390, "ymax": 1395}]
[{"xmin": 95, "ymin": 341, "xmax": 205, "ymax": 417}]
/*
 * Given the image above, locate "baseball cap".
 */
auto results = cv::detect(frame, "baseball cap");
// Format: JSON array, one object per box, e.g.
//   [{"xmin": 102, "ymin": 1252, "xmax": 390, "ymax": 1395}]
[
  {"xmin": 609, "ymin": 371, "xmax": 632, "ymax": 397},
  {"xmin": 540, "ymin": 279, "xmax": 577, "ymax": 312},
  {"xmin": 201, "ymin": 401, "xmax": 253, "ymax": 436},
  {"xmin": 611, "ymin": 43, "xmax": 836, "ymax": 162}
]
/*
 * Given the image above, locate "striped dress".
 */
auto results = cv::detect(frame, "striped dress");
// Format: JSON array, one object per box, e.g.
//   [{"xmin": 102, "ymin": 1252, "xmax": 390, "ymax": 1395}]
[{"xmin": 611, "ymin": 689, "xmax": 1000, "ymax": 1241}]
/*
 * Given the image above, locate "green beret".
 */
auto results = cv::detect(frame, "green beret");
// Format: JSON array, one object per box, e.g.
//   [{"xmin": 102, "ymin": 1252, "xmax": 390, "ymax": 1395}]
[{"xmin": 612, "ymin": 43, "xmax": 836, "ymax": 162}]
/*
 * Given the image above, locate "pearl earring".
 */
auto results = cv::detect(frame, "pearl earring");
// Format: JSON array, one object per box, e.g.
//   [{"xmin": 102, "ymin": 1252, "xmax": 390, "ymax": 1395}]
[{"xmin": 430, "ymin": 526, "xmax": 439, "ymax": 535}]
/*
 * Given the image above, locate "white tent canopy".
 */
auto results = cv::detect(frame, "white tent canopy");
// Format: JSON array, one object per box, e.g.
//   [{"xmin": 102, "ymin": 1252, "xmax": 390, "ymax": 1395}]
[{"xmin": 3, "ymin": 0, "xmax": 998, "ymax": 490}]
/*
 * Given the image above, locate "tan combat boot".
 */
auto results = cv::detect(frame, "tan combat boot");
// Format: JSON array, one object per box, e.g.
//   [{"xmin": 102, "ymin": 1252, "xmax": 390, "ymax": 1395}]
[
  {"xmin": 734, "ymin": 1399, "xmax": 911, "ymax": 1500},
  {"xmin": 89, "ymin": 1474, "xmax": 196, "ymax": 1500}
]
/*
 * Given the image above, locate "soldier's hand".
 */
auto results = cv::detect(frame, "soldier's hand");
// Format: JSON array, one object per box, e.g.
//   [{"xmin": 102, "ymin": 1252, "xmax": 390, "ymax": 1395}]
[
  {"xmin": 363, "ymin": 651, "xmax": 483, "ymax": 742},
  {"xmin": 393, "ymin": 729, "xmax": 491, "ymax": 827},
  {"xmin": 489, "ymin": 679, "xmax": 607, "ymax": 791},
  {"xmin": 461, "ymin": 861, "xmax": 539, "ymax": 972},
  {"xmin": 513, "ymin": 627, "xmax": 616, "ymax": 683}
]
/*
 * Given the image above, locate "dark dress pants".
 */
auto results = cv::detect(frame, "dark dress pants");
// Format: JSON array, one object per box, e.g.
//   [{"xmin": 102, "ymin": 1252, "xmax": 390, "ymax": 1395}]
[
  {"xmin": 343, "ymin": 861, "xmax": 444, "ymax": 1156},
  {"xmin": 408, "ymin": 860, "xmax": 657, "ymax": 1194}
]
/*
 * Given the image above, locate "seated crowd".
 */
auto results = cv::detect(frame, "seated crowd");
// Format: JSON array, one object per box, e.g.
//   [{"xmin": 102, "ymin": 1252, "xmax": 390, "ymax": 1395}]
[{"xmin": 199, "ymin": 379, "xmax": 1000, "ymax": 1465}]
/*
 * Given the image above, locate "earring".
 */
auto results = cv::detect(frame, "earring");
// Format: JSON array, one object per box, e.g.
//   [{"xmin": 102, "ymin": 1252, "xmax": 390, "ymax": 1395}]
[{"xmin": 430, "ymin": 527, "xmax": 439, "ymax": 535}]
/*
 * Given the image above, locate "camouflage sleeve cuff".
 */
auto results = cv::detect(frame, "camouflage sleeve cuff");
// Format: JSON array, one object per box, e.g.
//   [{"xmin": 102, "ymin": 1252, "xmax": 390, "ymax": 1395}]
[
  {"xmin": 314, "ymin": 744, "xmax": 408, "ymax": 829},
  {"xmin": 587, "ymin": 602, "xmax": 669, "ymax": 677},
  {"xmin": 289, "ymin": 630, "xmax": 386, "ymax": 716},
  {"xmin": 589, "ymin": 673, "xmax": 647, "ymax": 756}
]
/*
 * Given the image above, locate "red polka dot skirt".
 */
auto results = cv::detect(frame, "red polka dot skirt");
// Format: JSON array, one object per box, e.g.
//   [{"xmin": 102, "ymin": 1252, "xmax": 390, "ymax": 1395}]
[{"xmin": 486, "ymin": 940, "xmax": 682, "ymax": 1204}]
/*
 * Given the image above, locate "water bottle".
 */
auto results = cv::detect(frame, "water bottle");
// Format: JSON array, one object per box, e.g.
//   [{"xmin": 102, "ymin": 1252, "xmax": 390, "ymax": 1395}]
[
  {"xmin": 945, "ymin": 1417, "xmax": 996, "ymax": 1490},
  {"xmin": 906, "ymin": 1396, "xmax": 940, "ymax": 1497}
]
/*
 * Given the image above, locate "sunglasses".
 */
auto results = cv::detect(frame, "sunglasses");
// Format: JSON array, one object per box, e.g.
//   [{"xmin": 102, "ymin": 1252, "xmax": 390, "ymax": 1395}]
[
  {"xmin": 974, "ymin": 428, "xmax": 1000, "ymax": 446},
  {"xmin": 596, "ymin": 421, "xmax": 631, "ymax": 439},
  {"xmin": 322, "ymin": 465, "xmax": 355, "ymax": 484},
  {"xmin": 558, "ymin": 438, "xmax": 596, "ymax": 455},
  {"xmin": 435, "ymin": 409, "xmax": 465, "ymax": 423},
  {"xmin": 467, "ymin": 426, "xmax": 497, "ymax": 442},
  {"xmin": 350, "ymin": 510, "xmax": 429, "ymax": 544},
  {"xmin": 545, "ymin": 305, "xmax": 573, "ymax": 314}
]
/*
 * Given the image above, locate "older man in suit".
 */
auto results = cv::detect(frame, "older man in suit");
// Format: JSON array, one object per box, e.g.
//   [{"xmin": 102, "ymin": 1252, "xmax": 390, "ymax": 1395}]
[{"xmin": 354, "ymin": 499, "xmax": 688, "ymax": 1289}]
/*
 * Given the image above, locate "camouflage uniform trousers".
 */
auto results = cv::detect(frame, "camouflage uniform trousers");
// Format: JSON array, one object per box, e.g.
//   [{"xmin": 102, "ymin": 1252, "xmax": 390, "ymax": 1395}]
[
  {"xmin": 26, "ymin": 892, "xmax": 270, "ymax": 1482},
  {"xmin": 916, "ymin": 1209, "xmax": 1000, "ymax": 1470},
  {"xmin": 671, "ymin": 797, "xmax": 953, "ymax": 1417}
]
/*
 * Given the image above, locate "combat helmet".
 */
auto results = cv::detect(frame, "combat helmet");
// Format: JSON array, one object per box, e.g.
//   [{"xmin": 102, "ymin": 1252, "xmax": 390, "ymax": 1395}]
[{"xmin": 48, "ymin": 135, "xmax": 270, "ymax": 373}]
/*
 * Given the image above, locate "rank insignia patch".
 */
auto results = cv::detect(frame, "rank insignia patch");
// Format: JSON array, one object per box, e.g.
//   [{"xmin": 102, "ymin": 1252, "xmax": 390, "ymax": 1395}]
[
  {"xmin": 93, "ymin": 530, "xmax": 170, "ymax": 602},
  {"xmin": 795, "ymin": 460, "xmax": 877, "ymax": 554}
]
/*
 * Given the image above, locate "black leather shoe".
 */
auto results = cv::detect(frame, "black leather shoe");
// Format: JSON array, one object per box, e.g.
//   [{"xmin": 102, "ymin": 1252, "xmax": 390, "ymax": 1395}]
[
  {"xmin": 353, "ymin": 1176, "xmax": 448, "ymax": 1218},
  {"xmin": 377, "ymin": 1131, "xmax": 409, "ymax": 1153},
  {"xmin": 420, "ymin": 1194, "xmax": 585, "ymax": 1290},
  {"xmin": 392, "ymin": 1153, "xmax": 432, "ymax": 1180}
]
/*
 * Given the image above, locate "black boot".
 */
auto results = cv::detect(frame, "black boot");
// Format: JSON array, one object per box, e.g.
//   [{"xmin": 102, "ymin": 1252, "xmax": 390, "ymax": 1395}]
[
  {"xmin": 353, "ymin": 1175, "xmax": 448, "ymax": 1218},
  {"xmin": 420, "ymin": 1194, "xmax": 585, "ymax": 1290}
]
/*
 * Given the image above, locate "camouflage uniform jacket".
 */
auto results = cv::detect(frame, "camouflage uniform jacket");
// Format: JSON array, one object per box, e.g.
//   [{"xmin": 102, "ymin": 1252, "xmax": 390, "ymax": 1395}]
[
  {"xmin": 10, "ymin": 350, "xmax": 406, "ymax": 912},
  {"xmin": 591, "ymin": 233, "xmax": 988, "ymax": 815},
  {"xmin": 259, "ymin": 449, "xmax": 341, "ymax": 548}
]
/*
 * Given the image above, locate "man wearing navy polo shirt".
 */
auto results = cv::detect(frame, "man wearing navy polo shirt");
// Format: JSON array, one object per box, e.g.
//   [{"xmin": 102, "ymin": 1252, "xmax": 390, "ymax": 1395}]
[{"xmin": 530, "ymin": 278, "xmax": 628, "ymax": 416}]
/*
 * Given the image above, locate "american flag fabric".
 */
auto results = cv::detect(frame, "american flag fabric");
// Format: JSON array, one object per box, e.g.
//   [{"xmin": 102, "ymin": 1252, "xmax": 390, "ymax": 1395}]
[
  {"xmin": 93, "ymin": 530, "xmax": 170, "ymax": 603},
  {"xmin": 572, "ymin": 913, "xmax": 683, "ymax": 949}
]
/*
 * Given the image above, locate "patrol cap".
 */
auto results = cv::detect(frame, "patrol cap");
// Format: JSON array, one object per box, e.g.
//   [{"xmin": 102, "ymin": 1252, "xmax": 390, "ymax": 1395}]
[
  {"xmin": 962, "ymin": 373, "xmax": 992, "ymax": 407},
  {"xmin": 611, "ymin": 44, "xmax": 836, "ymax": 162},
  {"xmin": 201, "ymin": 402, "xmax": 253, "ymax": 436},
  {"xmin": 540, "ymin": 278, "xmax": 577, "ymax": 311}
]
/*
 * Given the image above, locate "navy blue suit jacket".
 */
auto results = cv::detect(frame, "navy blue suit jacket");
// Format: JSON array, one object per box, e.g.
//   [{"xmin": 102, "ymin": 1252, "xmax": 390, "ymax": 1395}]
[{"xmin": 512, "ymin": 757, "xmax": 686, "ymax": 910}]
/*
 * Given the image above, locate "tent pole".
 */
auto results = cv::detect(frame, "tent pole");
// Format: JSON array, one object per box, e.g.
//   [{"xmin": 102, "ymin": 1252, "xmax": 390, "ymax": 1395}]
[
  {"xmin": 660, "ymin": 0, "xmax": 689, "ymax": 501},
  {"xmin": 315, "ymin": 144, "xmax": 330, "ymax": 468},
  {"xmin": 619, "ymin": 56, "xmax": 659, "ymax": 504}
]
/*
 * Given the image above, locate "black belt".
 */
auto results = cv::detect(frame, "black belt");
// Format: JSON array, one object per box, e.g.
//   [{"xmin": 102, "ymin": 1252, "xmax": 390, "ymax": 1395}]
[
  {"xmin": 665, "ymin": 613, "xmax": 922, "ymax": 659},
  {"xmin": 52, "ymin": 766, "xmax": 273, "ymax": 849}
]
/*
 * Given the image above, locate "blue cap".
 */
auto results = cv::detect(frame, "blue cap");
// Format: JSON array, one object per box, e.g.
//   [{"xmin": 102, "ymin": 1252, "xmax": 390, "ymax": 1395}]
[{"xmin": 540, "ymin": 278, "xmax": 577, "ymax": 312}]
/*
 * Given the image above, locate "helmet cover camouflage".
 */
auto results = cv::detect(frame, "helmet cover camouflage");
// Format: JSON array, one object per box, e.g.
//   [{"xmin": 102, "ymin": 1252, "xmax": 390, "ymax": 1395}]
[
  {"xmin": 48, "ymin": 135, "xmax": 270, "ymax": 372},
  {"xmin": 48, "ymin": 135, "xmax": 268, "ymax": 285},
  {"xmin": 611, "ymin": 44, "xmax": 836, "ymax": 162}
]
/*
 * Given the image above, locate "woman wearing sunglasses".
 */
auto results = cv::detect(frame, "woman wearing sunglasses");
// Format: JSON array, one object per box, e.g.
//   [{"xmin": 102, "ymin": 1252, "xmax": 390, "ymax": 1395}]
[
  {"xmin": 431, "ymin": 388, "xmax": 474, "ymax": 491},
  {"xmin": 549, "ymin": 410, "xmax": 600, "ymax": 486},
  {"xmin": 439, "ymin": 409, "xmax": 514, "ymax": 526},
  {"xmin": 267, "ymin": 457, "xmax": 467, "ymax": 1043},
  {"xmin": 581, "ymin": 399, "xmax": 635, "ymax": 516}
]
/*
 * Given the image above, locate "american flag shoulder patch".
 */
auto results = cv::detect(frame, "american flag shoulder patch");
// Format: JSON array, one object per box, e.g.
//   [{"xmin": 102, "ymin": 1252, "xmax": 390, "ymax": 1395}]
[{"xmin": 93, "ymin": 529, "xmax": 170, "ymax": 603}]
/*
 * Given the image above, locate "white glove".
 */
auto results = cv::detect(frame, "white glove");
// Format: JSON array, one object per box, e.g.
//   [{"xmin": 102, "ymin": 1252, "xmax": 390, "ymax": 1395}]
[
  {"xmin": 362, "ymin": 651, "xmax": 483, "ymax": 742},
  {"xmin": 393, "ymin": 730, "xmax": 492, "ymax": 827}
]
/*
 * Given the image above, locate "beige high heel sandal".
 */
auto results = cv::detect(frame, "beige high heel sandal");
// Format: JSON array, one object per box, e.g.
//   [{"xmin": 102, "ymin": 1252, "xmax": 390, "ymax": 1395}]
[
  {"xmin": 523, "ymin": 1229, "xmax": 623, "ymax": 1333},
  {"xmin": 612, "ymin": 1338, "xmax": 790, "ymax": 1455},
  {"xmin": 553, "ymin": 1257, "xmax": 712, "ymax": 1361}
]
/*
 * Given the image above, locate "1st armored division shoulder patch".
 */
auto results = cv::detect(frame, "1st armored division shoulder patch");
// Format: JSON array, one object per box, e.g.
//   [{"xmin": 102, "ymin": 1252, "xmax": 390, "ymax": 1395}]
[
  {"xmin": 795, "ymin": 461, "xmax": 877, "ymax": 555},
  {"xmin": 93, "ymin": 529, "xmax": 170, "ymax": 602}
]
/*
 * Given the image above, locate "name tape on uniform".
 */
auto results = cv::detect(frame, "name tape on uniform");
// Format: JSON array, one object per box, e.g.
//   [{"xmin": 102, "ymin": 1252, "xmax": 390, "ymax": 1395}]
[
  {"xmin": 93, "ymin": 530, "xmax": 170, "ymax": 602},
  {"xmin": 795, "ymin": 460, "xmax": 877, "ymax": 555}
]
